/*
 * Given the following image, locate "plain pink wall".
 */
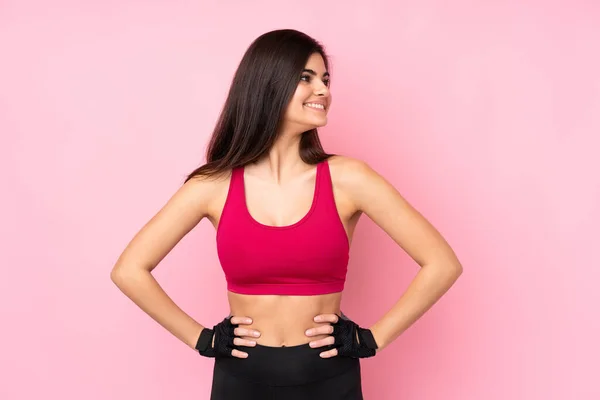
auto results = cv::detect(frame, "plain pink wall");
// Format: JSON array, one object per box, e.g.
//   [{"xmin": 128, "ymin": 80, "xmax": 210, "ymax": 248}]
[{"xmin": 1, "ymin": 1, "xmax": 599, "ymax": 399}]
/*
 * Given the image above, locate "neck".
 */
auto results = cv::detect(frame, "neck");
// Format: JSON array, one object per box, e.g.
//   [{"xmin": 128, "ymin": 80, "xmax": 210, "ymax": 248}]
[{"xmin": 252, "ymin": 128, "xmax": 309, "ymax": 184}]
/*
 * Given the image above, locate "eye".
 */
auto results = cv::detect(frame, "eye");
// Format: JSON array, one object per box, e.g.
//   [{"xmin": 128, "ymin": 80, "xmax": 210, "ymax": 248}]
[{"xmin": 301, "ymin": 75, "xmax": 331, "ymax": 87}]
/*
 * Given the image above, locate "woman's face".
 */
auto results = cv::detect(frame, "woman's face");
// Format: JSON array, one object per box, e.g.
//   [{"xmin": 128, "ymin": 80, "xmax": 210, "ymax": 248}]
[{"xmin": 281, "ymin": 52, "xmax": 331, "ymax": 133}]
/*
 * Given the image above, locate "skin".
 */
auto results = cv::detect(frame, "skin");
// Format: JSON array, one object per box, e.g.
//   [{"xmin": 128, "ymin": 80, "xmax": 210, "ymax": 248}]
[{"xmin": 110, "ymin": 53, "xmax": 463, "ymax": 360}]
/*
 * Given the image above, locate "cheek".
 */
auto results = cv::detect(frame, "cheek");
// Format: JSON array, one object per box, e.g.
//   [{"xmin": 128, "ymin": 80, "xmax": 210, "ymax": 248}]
[
  {"xmin": 286, "ymin": 93, "xmax": 306, "ymax": 116},
  {"xmin": 283, "ymin": 84, "xmax": 319, "ymax": 121},
  {"xmin": 291, "ymin": 84, "xmax": 312, "ymax": 104}
]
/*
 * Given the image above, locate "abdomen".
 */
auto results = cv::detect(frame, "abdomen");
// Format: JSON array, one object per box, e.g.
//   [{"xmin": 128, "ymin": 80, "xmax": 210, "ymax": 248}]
[{"xmin": 227, "ymin": 291, "xmax": 343, "ymax": 347}]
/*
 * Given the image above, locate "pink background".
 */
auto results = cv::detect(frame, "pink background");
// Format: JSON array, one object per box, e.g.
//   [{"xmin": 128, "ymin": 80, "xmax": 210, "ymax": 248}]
[{"xmin": 1, "ymin": 1, "xmax": 599, "ymax": 399}]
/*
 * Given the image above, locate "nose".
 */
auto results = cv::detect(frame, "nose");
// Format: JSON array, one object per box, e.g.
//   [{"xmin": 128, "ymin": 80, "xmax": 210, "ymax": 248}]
[{"xmin": 314, "ymin": 81, "xmax": 329, "ymax": 97}]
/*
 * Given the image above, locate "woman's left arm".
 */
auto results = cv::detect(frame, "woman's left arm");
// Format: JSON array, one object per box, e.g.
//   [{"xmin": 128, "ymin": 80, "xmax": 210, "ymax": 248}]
[
  {"xmin": 310, "ymin": 157, "xmax": 463, "ymax": 355},
  {"xmin": 351, "ymin": 158, "xmax": 463, "ymax": 350}
]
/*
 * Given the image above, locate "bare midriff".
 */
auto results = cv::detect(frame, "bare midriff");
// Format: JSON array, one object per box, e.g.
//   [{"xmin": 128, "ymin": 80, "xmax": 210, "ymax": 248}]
[{"xmin": 227, "ymin": 290, "xmax": 343, "ymax": 347}]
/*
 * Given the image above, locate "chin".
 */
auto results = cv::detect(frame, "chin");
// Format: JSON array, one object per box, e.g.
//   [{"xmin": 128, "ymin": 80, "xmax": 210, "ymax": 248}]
[
  {"xmin": 308, "ymin": 117, "xmax": 328, "ymax": 128},
  {"xmin": 302, "ymin": 124, "xmax": 326, "ymax": 132},
  {"xmin": 292, "ymin": 117, "xmax": 328, "ymax": 132}
]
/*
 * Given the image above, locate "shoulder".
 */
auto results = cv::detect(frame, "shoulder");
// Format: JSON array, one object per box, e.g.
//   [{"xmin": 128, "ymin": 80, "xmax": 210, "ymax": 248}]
[
  {"xmin": 326, "ymin": 154, "xmax": 381, "ymax": 189},
  {"xmin": 185, "ymin": 169, "xmax": 233, "ymax": 188},
  {"xmin": 326, "ymin": 154, "xmax": 397, "ymax": 212},
  {"xmin": 184, "ymin": 170, "xmax": 233, "ymax": 206}
]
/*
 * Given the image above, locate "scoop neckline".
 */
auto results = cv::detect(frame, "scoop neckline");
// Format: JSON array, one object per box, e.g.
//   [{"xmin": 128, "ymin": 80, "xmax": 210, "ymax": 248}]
[{"xmin": 240, "ymin": 162, "xmax": 322, "ymax": 230}]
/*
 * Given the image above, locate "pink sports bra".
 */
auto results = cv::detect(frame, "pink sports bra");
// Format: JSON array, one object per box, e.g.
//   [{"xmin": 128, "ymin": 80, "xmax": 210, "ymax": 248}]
[{"xmin": 216, "ymin": 159, "xmax": 350, "ymax": 296}]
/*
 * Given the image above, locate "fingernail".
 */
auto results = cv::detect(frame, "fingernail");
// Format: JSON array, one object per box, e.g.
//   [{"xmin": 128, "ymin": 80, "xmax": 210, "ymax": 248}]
[
  {"xmin": 249, "ymin": 341, "xmax": 256, "ymax": 345},
  {"xmin": 314, "ymin": 316, "xmax": 322, "ymax": 322},
  {"xmin": 253, "ymin": 331, "xmax": 260, "ymax": 337},
  {"xmin": 246, "ymin": 318, "xmax": 252, "ymax": 324},
  {"xmin": 309, "ymin": 342, "xmax": 315, "ymax": 347},
  {"xmin": 305, "ymin": 329, "xmax": 312, "ymax": 335}
]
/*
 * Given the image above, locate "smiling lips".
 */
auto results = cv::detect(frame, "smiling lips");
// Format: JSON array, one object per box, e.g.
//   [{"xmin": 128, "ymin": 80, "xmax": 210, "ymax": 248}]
[{"xmin": 304, "ymin": 102, "xmax": 326, "ymax": 111}]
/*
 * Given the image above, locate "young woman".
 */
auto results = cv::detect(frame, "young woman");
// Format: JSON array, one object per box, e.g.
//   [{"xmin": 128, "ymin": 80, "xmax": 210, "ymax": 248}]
[{"xmin": 111, "ymin": 29, "xmax": 463, "ymax": 399}]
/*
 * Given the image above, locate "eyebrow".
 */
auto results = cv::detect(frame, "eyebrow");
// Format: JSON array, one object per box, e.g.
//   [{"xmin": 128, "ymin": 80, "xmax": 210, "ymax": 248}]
[{"xmin": 303, "ymin": 69, "xmax": 330, "ymax": 78}]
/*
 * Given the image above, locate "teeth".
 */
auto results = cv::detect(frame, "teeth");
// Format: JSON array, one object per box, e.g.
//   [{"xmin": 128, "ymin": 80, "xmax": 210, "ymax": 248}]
[{"xmin": 304, "ymin": 103, "xmax": 325, "ymax": 110}]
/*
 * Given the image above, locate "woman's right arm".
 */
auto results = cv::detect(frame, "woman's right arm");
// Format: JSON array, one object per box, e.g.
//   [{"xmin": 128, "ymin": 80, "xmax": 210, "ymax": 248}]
[{"xmin": 110, "ymin": 175, "xmax": 216, "ymax": 350}]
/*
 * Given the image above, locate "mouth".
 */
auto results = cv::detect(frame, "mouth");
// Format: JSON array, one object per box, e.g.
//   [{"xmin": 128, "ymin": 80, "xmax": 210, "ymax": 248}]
[{"xmin": 303, "ymin": 102, "xmax": 327, "ymax": 112}]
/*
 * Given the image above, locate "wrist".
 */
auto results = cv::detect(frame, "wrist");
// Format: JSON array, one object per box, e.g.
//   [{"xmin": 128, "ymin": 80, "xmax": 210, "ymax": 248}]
[
  {"xmin": 369, "ymin": 324, "xmax": 386, "ymax": 352},
  {"xmin": 190, "ymin": 326, "xmax": 204, "ymax": 350}
]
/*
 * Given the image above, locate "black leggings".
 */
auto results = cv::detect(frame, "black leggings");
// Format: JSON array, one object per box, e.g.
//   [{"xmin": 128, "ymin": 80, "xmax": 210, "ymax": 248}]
[{"xmin": 210, "ymin": 342, "xmax": 363, "ymax": 399}]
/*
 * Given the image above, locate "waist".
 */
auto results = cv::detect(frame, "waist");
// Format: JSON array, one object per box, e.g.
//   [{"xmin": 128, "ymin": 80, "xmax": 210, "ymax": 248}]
[
  {"xmin": 227, "ymin": 290, "xmax": 342, "ymax": 347},
  {"xmin": 214, "ymin": 343, "xmax": 360, "ymax": 387}
]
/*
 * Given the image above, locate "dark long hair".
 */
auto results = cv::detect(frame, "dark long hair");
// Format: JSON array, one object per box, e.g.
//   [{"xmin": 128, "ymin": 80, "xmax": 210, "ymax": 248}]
[{"xmin": 184, "ymin": 29, "xmax": 333, "ymax": 182}]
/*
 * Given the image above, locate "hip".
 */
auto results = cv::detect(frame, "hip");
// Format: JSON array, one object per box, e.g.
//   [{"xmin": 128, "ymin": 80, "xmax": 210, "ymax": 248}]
[{"xmin": 211, "ymin": 343, "xmax": 363, "ymax": 399}]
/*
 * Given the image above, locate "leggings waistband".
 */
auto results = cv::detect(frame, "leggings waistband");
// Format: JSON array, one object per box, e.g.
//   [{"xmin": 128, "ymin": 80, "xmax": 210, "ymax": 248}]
[{"xmin": 214, "ymin": 343, "xmax": 359, "ymax": 387}]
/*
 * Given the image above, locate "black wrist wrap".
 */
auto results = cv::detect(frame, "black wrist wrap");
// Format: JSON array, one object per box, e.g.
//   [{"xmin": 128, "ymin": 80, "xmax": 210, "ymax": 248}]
[
  {"xmin": 332, "ymin": 316, "xmax": 379, "ymax": 358},
  {"xmin": 195, "ymin": 317, "xmax": 238, "ymax": 358},
  {"xmin": 195, "ymin": 327, "xmax": 216, "ymax": 357}
]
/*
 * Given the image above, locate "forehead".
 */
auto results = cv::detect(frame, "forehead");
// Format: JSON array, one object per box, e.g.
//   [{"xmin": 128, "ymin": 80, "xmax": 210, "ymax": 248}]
[{"xmin": 304, "ymin": 53, "xmax": 327, "ymax": 72}]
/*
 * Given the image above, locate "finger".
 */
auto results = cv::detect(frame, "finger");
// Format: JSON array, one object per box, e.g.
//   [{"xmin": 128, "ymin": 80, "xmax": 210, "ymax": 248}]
[
  {"xmin": 230, "ymin": 316, "xmax": 253, "ymax": 325},
  {"xmin": 319, "ymin": 348, "xmax": 338, "ymax": 358},
  {"xmin": 234, "ymin": 327, "xmax": 261, "ymax": 338},
  {"xmin": 231, "ymin": 349, "xmax": 248, "ymax": 359},
  {"xmin": 314, "ymin": 314, "xmax": 339, "ymax": 323},
  {"xmin": 305, "ymin": 325, "xmax": 334, "ymax": 337},
  {"xmin": 233, "ymin": 337, "xmax": 257, "ymax": 347},
  {"xmin": 309, "ymin": 336, "xmax": 335, "ymax": 348}
]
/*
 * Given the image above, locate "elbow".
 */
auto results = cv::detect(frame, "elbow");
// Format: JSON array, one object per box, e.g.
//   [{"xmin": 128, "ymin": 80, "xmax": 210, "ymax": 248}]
[
  {"xmin": 446, "ymin": 261, "xmax": 463, "ymax": 287},
  {"xmin": 110, "ymin": 251, "xmax": 155, "ymax": 281},
  {"xmin": 452, "ymin": 261, "xmax": 463, "ymax": 277},
  {"xmin": 430, "ymin": 258, "xmax": 463, "ymax": 282},
  {"xmin": 443, "ymin": 250, "xmax": 463, "ymax": 280},
  {"xmin": 110, "ymin": 263, "xmax": 142, "ymax": 286},
  {"xmin": 423, "ymin": 253, "xmax": 463, "ymax": 279},
  {"xmin": 110, "ymin": 264, "xmax": 127, "ymax": 286}
]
